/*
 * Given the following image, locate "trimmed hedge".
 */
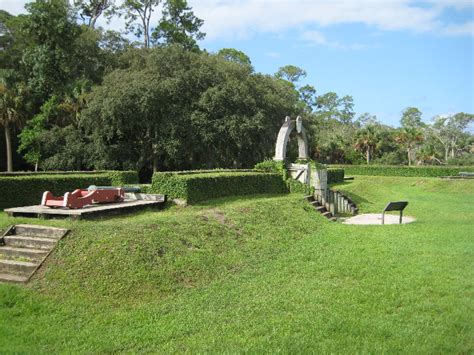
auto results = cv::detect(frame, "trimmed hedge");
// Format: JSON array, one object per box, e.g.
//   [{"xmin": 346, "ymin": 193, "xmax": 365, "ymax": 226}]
[
  {"xmin": 327, "ymin": 168, "xmax": 344, "ymax": 184},
  {"xmin": 0, "ymin": 171, "xmax": 139, "ymax": 209},
  {"xmin": 330, "ymin": 165, "xmax": 474, "ymax": 177},
  {"xmin": 152, "ymin": 171, "xmax": 288, "ymax": 203},
  {"xmin": 107, "ymin": 171, "xmax": 139, "ymax": 186},
  {"xmin": 286, "ymin": 179, "xmax": 314, "ymax": 195}
]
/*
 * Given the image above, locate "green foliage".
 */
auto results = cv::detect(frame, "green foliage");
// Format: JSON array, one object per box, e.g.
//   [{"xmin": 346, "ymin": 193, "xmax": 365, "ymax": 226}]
[
  {"xmin": 275, "ymin": 65, "xmax": 307, "ymax": 83},
  {"xmin": 151, "ymin": 171, "xmax": 288, "ymax": 203},
  {"xmin": 286, "ymin": 178, "xmax": 313, "ymax": 194},
  {"xmin": 73, "ymin": 0, "xmax": 114, "ymax": 28},
  {"xmin": 120, "ymin": 0, "xmax": 161, "ymax": 48},
  {"xmin": 217, "ymin": 48, "xmax": 252, "ymax": 67},
  {"xmin": 400, "ymin": 107, "xmax": 424, "ymax": 129},
  {"xmin": 0, "ymin": 174, "xmax": 110, "ymax": 209},
  {"xmin": 327, "ymin": 168, "xmax": 344, "ymax": 183},
  {"xmin": 0, "ymin": 170, "xmax": 138, "ymax": 208},
  {"xmin": 331, "ymin": 165, "xmax": 474, "ymax": 177},
  {"xmin": 107, "ymin": 170, "xmax": 139, "ymax": 185},
  {"xmin": 151, "ymin": 0, "xmax": 205, "ymax": 50},
  {"xmin": 82, "ymin": 46, "xmax": 299, "ymax": 171},
  {"xmin": 254, "ymin": 159, "xmax": 286, "ymax": 176}
]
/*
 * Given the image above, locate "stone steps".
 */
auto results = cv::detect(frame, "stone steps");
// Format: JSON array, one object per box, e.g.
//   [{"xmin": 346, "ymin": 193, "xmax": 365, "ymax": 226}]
[
  {"xmin": 0, "ymin": 273, "xmax": 29, "ymax": 284},
  {"xmin": 0, "ymin": 259, "xmax": 37, "ymax": 274},
  {"xmin": 3, "ymin": 235, "xmax": 57, "ymax": 249},
  {"xmin": 0, "ymin": 224, "xmax": 69, "ymax": 284},
  {"xmin": 0, "ymin": 246, "xmax": 48, "ymax": 261},
  {"xmin": 14, "ymin": 224, "xmax": 64, "ymax": 239},
  {"xmin": 303, "ymin": 195, "xmax": 336, "ymax": 222}
]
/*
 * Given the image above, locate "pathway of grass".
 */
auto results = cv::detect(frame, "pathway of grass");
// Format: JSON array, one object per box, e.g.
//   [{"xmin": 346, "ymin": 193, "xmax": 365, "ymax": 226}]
[{"xmin": 0, "ymin": 176, "xmax": 472, "ymax": 352}]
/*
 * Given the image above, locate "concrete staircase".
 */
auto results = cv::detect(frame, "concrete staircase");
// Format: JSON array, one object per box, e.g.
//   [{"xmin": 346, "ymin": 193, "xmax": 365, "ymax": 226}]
[
  {"xmin": 303, "ymin": 195, "xmax": 337, "ymax": 222},
  {"xmin": 0, "ymin": 224, "xmax": 69, "ymax": 283}
]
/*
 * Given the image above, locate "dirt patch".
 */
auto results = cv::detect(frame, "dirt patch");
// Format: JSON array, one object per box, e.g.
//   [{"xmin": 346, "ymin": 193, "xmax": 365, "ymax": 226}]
[{"xmin": 204, "ymin": 209, "xmax": 242, "ymax": 236}]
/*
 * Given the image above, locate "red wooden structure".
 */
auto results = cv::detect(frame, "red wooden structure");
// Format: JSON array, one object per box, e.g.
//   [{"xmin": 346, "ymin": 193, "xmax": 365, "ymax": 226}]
[{"xmin": 41, "ymin": 186, "xmax": 124, "ymax": 209}]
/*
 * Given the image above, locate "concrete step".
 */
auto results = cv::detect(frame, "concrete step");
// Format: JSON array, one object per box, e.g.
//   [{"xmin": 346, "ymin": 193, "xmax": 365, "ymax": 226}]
[
  {"xmin": 310, "ymin": 201, "xmax": 320, "ymax": 206},
  {"xmin": 0, "ymin": 246, "xmax": 48, "ymax": 261},
  {"xmin": 13, "ymin": 224, "xmax": 67, "ymax": 239},
  {"xmin": 315, "ymin": 206, "xmax": 326, "ymax": 212},
  {"xmin": 303, "ymin": 195, "xmax": 314, "ymax": 202},
  {"xmin": 0, "ymin": 259, "xmax": 37, "ymax": 274},
  {"xmin": 0, "ymin": 273, "xmax": 29, "ymax": 283},
  {"xmin": 322, "ymin": 211, "xmax": 333, "ymax": 218},
  {"xmin": 3, "ymin": 235, "xmax": 57, "ymax": 250}
]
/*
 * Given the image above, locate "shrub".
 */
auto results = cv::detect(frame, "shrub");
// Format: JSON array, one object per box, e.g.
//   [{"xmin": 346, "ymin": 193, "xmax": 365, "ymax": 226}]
[
  {"xmin": 286, "ymin": 179, "xmax": 314, "ymax": 195},
  {"xmin": 0, "ymin": 171, "xmax": 139, "ymax": 209},
  {"xmin": 0, "ymin": 174, "xmax": 111, "ymax": 209},
  {"xmin": 330, "ymin": 165, "xmax": 474, "ymax": 177},
  {"xmin": 327, "ymin": 168, "xmax": 345, "ymax": 183},
  {"xmin": 107, "ymin": 171, "xmax": 139, "ymax": 186},
  {"xmin": 152, "ymin": 171, "xmax": 288, "ymax": 203}
]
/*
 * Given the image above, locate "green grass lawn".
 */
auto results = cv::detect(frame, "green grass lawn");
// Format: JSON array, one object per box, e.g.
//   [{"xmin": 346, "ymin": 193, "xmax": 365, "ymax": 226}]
[{"xmin": 0, "ymin": 176, "xmax": 473, "ymax": 352}]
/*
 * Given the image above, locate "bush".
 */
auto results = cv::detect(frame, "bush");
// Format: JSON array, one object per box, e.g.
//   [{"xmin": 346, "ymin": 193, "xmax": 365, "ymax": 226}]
[
  {"xmin": 0, "ymin": 174, "xmax": 111, "ymax": 209},
  {"xmin": 0, "ymin": 171, "xmax": 139, "ymax": 209},
  {"xmin": 330, "ymin": 165, "xmax": 474, "ymax": 177},
  {"xmin": 286, "ymin": 179, "xmax": 314, "ymax": 195},
  {"xmin": 152, "ymin": 171, "xmax": 288, "ymax": 203},
  {"xmin": 327, "ymin": 168, "xmax": 344, "ymax": 183},
  {"xmin": 254, "ymin": 160, "xmax": 287, "ymax": 179},
  {"xmin": 107, "ymin": 171, "xmax": 139, "ymax": 186}
]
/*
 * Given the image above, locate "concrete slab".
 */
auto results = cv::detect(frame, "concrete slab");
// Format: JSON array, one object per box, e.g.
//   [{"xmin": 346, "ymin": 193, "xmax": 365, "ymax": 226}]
[
  {"xmin": 342, "ymin": 213, "xmax": 415, "ymax": 225},
  {"xmin": 4, "ymin": 195, "xmax": 165, "ymax": 220}
]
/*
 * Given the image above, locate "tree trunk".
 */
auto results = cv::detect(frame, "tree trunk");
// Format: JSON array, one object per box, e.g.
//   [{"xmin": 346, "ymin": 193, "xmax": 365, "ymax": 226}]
[
  {"xmin": 144, "ymin": 31, "xmax": 149, "ymax": 48},
  {"xmin": 90, "ymin": 16, "xmax": 98, "ymax": 28},
  {"xmin": 407, "ymin": 148, "xmax": 412, "ymax": 166},
  {"xmin": 445, "ymin": 147, "xmax": 449, "ymax": 163},
  {"xmin": 4, "ymin": 124, "xmax": 13, "ymax": 172},
  {"xmin": 152, "ymin": 155, "xmax": 159, "ymax": 172},
  {"xmin": 366, "ymin": 148, "xmax": 370, "ymax": 165}
]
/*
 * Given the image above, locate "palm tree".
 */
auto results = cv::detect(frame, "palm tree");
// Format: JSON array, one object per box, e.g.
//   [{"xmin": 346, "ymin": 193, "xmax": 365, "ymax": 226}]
[
  {"xmin": 0, "ymin": 70, "xmax": 28, "ymax": 172},
  {"xmin": 354, "ymin": 125, "xmax": 380, "ymax": 164},
  {"xmin": 394, "ymin": 127, "xmax": 424, "ymax": 166}
]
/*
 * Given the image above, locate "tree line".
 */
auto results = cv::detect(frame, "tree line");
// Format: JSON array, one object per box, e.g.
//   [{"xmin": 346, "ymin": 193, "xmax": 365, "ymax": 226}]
[{"xmin": 0, "ymin": 0, "xmax": 472, "ymax": 178}]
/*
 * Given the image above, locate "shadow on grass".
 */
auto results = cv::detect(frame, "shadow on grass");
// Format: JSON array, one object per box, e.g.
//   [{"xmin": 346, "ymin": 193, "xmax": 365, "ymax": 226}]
[{"xmin": 335, "ymin": 191, "xmax": 372, "ymax": 209}]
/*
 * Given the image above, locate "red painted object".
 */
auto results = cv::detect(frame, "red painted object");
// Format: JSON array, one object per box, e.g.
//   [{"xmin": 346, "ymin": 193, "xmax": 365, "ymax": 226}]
[{"xmin": 41, "ymin": 186, "xmax": 124, "ymax": 209}]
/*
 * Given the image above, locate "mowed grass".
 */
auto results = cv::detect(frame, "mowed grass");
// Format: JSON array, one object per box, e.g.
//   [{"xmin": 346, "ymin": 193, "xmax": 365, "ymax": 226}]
[{"xmin": 0, "ymin": 176, "xmax": 473, "ymax": 352}]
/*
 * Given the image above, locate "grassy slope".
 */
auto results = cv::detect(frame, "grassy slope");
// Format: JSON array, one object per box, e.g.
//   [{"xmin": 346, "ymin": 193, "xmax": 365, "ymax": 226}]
[{"xmin": 0, "ymin": 176, "xmax": 473, "ymax": 352}]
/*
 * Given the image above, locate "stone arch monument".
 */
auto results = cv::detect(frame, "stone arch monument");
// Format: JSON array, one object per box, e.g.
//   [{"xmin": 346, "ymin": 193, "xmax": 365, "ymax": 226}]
[{"xmin": 273, "ymin": 116, "xmax": 309, "ymax": 161}]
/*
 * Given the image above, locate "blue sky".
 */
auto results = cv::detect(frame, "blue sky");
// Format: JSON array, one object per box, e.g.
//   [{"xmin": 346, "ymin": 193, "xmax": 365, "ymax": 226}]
[{"xmin": 3, "ymin": 0, "xmax": 473, "ymax": 127}]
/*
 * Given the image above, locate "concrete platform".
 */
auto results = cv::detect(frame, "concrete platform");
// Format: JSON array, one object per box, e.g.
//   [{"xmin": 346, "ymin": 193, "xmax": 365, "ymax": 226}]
[
  {"xmin": 4, "ymin": 195, "xmax": 166, "ymax": 220},
  {"xmin": 342, "ymin": 213, "xmax": 415, "ymax": 225}
]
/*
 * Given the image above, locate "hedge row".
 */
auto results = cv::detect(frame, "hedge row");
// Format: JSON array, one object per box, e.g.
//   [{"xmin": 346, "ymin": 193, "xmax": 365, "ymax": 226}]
[
  {"xmin": 0, "ymin": 171, "xmax": 138, "ymax": 209},
  {"xmin": 151, "ymin": 172, "xmax": 288, "ymax": 203},
  {"xmin": 330, "ymin": 165, "xmax": 474, "ymax": 177},
  {"xmin": 107, "ymin": 171, "xmax": 139, "ymax": 186},
  {"xmin": 286, "ymin": 179, "xmax": 313, "ymax": 195},
  {"xmin": 327, "ymin": 168, "xmax": 344, "ymax": 183}
]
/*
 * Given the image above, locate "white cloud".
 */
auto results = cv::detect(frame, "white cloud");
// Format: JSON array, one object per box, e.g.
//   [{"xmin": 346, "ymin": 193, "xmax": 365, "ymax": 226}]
[
  {"xmin": 1, "ymin": 0, "xmax": 30, "ymax": 15},
  {"xmin": 300, "ymin": 30, "xmax": 369, "ymax": 50},
  {"xmin": 3, "ymin": 0, "xmax": 473, "ymax": 41},
  {"xmin": 301, "ymin": 30, "xmax": 328, "ymax": 46},
  {"xmin": 191, "ymin": 0, "xmax": 449, "ymax": 41},
  {"xmin": 441, "ymin": 21, "xmax": 474, "ymax": 36}
]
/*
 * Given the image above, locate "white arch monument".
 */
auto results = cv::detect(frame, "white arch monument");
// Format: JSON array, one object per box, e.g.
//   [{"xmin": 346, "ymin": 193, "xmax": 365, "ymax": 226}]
[{"xmin": 273, "ymin": 116, "xmax": 309, "ymax": 161}]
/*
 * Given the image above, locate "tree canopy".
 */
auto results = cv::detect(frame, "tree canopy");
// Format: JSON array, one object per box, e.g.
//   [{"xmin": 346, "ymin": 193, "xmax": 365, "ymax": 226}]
[{"xmin": 0, "ymin": 0, "xmax": 472, "ymax": 173}]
